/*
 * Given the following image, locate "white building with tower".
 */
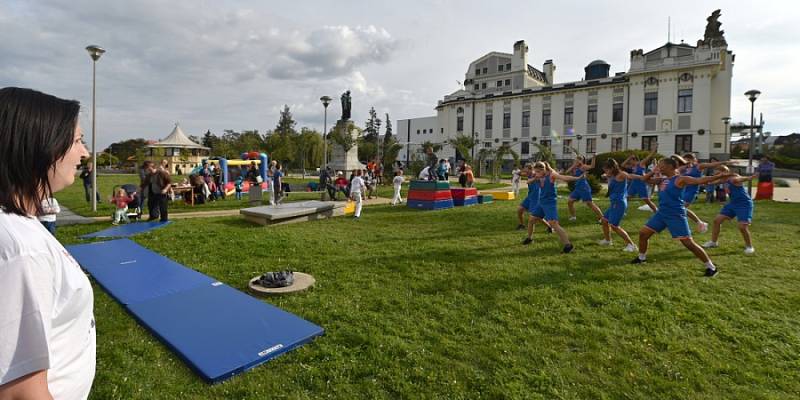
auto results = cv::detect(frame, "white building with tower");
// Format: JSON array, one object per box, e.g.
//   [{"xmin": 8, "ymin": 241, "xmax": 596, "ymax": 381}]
[{"xmin": 397, "ymin": 10, "xmax": 734, "ymax": 167}]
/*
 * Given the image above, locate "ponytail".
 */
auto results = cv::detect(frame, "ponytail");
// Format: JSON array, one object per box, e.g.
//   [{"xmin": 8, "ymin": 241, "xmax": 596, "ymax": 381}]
[
  {"xmin": 604, "ymin": 158, "xmax": 620, "ymax": 175},
  {"xmin": 669, "ymin": 154, "xmax": 688, "ymax": 167}
]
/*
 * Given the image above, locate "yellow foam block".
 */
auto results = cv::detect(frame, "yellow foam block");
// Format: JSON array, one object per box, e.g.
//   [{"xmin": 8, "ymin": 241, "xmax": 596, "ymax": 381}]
[
  {"xmin": 344, "ymin": 201, "xmax": 355, "ymax": 215},
  {"xmin": 484, "ymin": 191, "xmax": 515, "ymax": 200}
]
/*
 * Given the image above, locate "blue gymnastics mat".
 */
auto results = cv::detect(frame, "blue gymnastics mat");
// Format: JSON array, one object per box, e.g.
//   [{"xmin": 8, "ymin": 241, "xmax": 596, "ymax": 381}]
[
  {"xmin": 80, "ymin": 220, "xmax": 171, "ymax": 239},
  {"xmin": 127, "ymin": 282, "xmax": 324, "ymax": 383},
  {"xmin": 407, "ymin": 199, "xmax": 454, "ymax": 210},
  {"xmin": 65, "ymin": 239, "xmax": 215, "ymax": 305}
]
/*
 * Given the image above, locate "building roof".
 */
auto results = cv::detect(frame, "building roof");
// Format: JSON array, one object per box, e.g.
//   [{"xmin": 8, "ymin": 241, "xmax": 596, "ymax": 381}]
[
  {"xmin": 148, "ymin": 123, "xmax": 209, "ymax": 149},
  {"xmin": 527, "ymin": 64, "xmax": 547, "ymax": 82},
  {"xmin": 587, "ymin": 59, "xmax": 609, "ymax": 66}
]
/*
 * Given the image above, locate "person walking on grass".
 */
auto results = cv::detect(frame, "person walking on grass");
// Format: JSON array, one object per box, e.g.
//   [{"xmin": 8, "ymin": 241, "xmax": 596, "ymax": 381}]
[
  {"xmin": 391, "ymin": 170, "xmax": 405, "ymax": 206},
  {"xmin": 144, "ymin": 161, "xmax": 171, "ymax": 222},
  {"xmin": 527, "ymin": 161, "xmax": 583, "ymax": 253},
  {"xmin": 622, "ymin": 148, "xmax": 659, "ymax": 212},
  {"xmin": 350, "ymin": 169, "xmax": 366, "ymax": 219},
  {"xmin": 111, "ymin": 187, "xmax": 136, "ymax": 225},
  {"xmin": 273, "ymin": 162, "xmax": 284, "ymax": 205},
  {"xmin": 703, "ymin": 165, "xmax": 758, "ymax": 255},
  {"xmin": 511, "ymin": 166, "xmax": 521, "ymax": 197},
  {"xmin": 520, "ymin": 164, "xmax": 553, "ymax": 244},
  {"xmin": 565, "ymin": 155, "xmax": 603, "ymax": 222},
  {"xmin": 79, "ymin": 163, "xmax": 101, "ymax": 203},
  {"xmin": 597, "ymin": 159, "xmax": 649, "ymax": 252},
  {"xmin": 631, "ymin": 155, "xmax": 732, "ymax": 277}
]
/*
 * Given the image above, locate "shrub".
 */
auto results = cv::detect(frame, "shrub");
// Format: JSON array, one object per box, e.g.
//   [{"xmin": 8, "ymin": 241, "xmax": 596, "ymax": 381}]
[
  {"xmin": 769, "ymin": 154, "xmax": 800, "ymax": 170},
  {"xmin": 774, "ymin": 178, "xmax": 790, "ymax": 188},
  {"xmin": 567, "ymin": 174, "xmax": 603, "ymax": 195}
]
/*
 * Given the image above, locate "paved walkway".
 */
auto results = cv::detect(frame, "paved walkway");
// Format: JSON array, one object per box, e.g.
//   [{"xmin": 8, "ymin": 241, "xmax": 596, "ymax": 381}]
[{"xmin": 57, "ymin": 206, "xmax": 95, "ymax": 226}]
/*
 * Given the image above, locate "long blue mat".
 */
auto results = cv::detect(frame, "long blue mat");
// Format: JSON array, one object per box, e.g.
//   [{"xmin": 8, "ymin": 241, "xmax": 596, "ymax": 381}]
[
  {"xmin": 80, "ymin": 220, "xmax": 171, "ymax": 238},
  {"xmin": 65, "ymin": 239, "xmax": 324, "ymax": 383},
  {"xmin": 66, "ymin": 239, "xmax": 214, "ymax": 305},
  {"xmin": 128, "ymin": 283, "xmax": 324, "ymax": 383}
]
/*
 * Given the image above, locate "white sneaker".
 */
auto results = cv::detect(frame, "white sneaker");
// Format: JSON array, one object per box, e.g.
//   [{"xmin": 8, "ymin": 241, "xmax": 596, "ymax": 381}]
[
  {"xmin": 569, "ymin": 216, "xmax": 577, "ymax": 221},
  {"xmin": 597, "ymin": 239, "xmax": 612, "ymax": 246},
  {"xmin": 697, "ymin": 222, "xmax": 709, "ymax": 233},
  {"xmin": 623, "ymin": 243, "xmax": 637, "ymax": 252},
  {"xmin": 744, "ymin": 247, "xmax": 755, "ymax": 255},
  {"xmin": 702, "ymin": 241, "xmax": 718, "ymax": 248}
]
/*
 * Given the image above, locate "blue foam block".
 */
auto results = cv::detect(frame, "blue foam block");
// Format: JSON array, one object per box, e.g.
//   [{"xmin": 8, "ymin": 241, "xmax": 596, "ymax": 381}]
[
  {"xmin": 80, "ymin": 220, "xmax": 171, "ymax": 239},
  {"xmin": 127, "ymin": 282, "xmax": 324, "ymax": 383},
  {"xmin": 453, "ymin": 196, "xmax": 478, "ymax": 207},
  {"xmin": 407, "ymin": 199, "xmax": 454, "ymax": 210},
  {"xmin": 65, "ymin": 239, "xmax": 215, "ymax": 305}
]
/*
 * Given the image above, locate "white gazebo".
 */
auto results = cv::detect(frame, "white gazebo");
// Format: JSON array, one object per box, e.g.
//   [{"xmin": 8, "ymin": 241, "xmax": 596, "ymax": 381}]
[{"xmin": 147, "ymin": 123, "xmax": 210, "ymax": 175}]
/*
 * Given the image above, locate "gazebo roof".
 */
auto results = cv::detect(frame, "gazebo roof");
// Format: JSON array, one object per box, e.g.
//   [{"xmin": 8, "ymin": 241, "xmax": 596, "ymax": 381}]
[{"xmin": 148, "ymin": 123, "xmax": 209, "ymax": 149}]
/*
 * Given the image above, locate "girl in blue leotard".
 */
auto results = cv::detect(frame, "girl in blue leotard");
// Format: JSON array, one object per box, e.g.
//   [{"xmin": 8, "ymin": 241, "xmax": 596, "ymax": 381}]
[
  {"xmin": 632, "ymin": 155, "xmax": 732, "ymax": 277},
  {"xmin": 622, "ymin": 149, "xmax": 658, "ymax": 212},
  {"xmin": 679, "ymin": 153, "xmax": 729, "ymax": 234},
  {"xmin": 521, "ymin": 165, "xmax": 552, "ymax": 244},
  {"xmin": 702, "ymin": 165, "xmax": 758, "ymax": 254},
  {"xmin": 598, "ymin": 159, "xmax": 649, "ymax": 252},
  {"xmin": 565, "ymin": 156, "xmax": 603, "ymax": 221},
  {"xmin": 528, "ymin": 162, "xmax": 583, "ymax": 253}
]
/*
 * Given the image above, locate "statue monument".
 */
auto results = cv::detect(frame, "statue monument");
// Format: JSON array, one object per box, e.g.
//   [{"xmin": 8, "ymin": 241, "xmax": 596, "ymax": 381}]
[
  {"xmin": 698, "ymin": 9, "xmax": 727, "ymax": 47},
  {"xmin": 329, "ymin": 90, "xmax": 362, "ymax": 174}
]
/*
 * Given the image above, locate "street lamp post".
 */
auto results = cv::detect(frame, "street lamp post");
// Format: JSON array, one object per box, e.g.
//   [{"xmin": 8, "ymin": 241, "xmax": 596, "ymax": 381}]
[
  {"xmin": 721, "ymin": 116, "xmax": 731, "ymax": 159},
  {"xmin": 319, "ymin": 96, "xmax": 332, "ymax": 200},
  {"xmin": 745, "ymin": 89, "xmax": 761, "ymax": 196},
  {"xmin": 86, "ymin": 45, "xmax": 105, "ymax": 212}
]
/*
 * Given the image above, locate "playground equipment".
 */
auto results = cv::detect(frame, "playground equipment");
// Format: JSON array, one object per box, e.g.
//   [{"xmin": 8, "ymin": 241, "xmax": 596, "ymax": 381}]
[
  {"xmin": 407, "ymin": 180, "xmax": 454, "ymax": 210},
  {"xmin": 199, "ymin": 152, "xmax": 270, "ymax": 196}
]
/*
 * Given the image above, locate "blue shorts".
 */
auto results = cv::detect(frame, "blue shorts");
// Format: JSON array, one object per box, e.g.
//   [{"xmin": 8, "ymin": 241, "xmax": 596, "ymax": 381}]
[
  {"xmin": 628, "ymin": 182, "xmax": 649, "ymax": 199},
  {"xmin": 682, "ymin": 187, "xmax": 699, "ymax": 205},
  {"xmin": 519, "ymin": 196, "xmax": 532, "ymax": 210},
  {"xmin": 532, "ymin": 202, "xmax": 559, "ymax": 221},
  {"xmin": 569, "ymin": 188, "xmax": 592, "ymax": 202},
  {"xmin": 645, "ymin": 212, "xmax": 691, "ymax": 239},
  {"xmin": 720, "ymin": 202, "xmax": 753, "ymax": 224},
  {"xmin": 603, "ymin": 200, "xmax": 627, "ymax": 227}
]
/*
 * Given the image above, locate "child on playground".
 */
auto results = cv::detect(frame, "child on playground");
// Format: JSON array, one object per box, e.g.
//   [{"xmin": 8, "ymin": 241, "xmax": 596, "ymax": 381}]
[
  {"xmin": 391, "ymin": 170, "xmax": 405, "ymax": 206},
  {"xmin": 632, "ymin": 155, "xmax": 732, "ymax": 277},
  {"xmin": 703, "ymin": 165, "xmax": 758, "ymax": 254},
  {"xmin": 38, "ymin": 197, "xmax": 60, "ymax": 236},
  {"xmin": 235, "ymin": 175, "xmax": 244, "ymax": 200},
  {"xmin": 111, "ymin": 187, "xmax": 136, "ymax": 225}
]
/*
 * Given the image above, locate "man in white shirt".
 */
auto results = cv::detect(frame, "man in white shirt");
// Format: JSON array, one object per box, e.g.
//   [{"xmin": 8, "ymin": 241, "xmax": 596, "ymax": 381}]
[
  {"xmin": 392, "ymin": 170, "xmax": 405, "ymax": 206},
  {"xmin": 350, "ymin": 169, "xmax": 367, "ymax": 219}
]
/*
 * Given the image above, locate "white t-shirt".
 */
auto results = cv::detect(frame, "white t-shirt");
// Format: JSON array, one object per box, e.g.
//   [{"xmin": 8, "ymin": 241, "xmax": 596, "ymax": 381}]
[
  {"xmin": 350, "ymin": 176, "xmax": 365, "ymax": 195},
  {"xmin": 0, "ymin": 211, "xmax": 96, "ymax": 399},
  {"xmin": 418, "ymin": 167, "xmax": 430, "ymax": 180},
  {"xmin": 37, "ymin": 198, "xmax": 60, "ymax": 223},
  {"xmin": 392, "ymin": 176, "xmax": 404, "ymax": 188}
]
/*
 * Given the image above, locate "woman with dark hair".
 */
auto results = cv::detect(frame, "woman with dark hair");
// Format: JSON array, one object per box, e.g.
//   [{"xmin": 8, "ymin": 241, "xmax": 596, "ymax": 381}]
[
  {"xmin": 631, "ymin": 155, "xmax": 731, "ymax": 277},
  {"xmin": 565, "ymin": 155, "xmax": 603, "ymax": 222},
  {"xmin": 597, "ymin": 159, "xmax": 648, "ymax": 252},
  {"xmin": 0, "ymin": 87, "xmax": 96, "ymax": 398}
]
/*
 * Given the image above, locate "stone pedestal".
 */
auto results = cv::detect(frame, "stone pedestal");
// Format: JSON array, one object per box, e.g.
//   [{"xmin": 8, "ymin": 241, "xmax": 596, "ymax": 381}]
[{"xmin": 329, "ymin": 120, "xmax": 364, "ymax": 173}]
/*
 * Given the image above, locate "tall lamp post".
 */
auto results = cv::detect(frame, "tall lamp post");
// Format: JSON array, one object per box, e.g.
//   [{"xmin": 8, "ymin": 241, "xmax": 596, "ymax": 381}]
[
  {"xmin": 745, "ymin": 89, "xmax": 760, "ymax": 196},
  {"xmin": 319, "ymin": 96, "xmax": 332, "ymax": 200},
  {"xmin": 721, "ymin": 116, "xmax": 731, "ymax": 159},
  {"xmin": 86, "ymin": 45, "xmax": 105, "ymax": 212}
]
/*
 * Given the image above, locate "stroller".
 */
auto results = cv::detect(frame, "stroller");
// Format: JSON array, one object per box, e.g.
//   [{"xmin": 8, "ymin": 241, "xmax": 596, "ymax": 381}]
[{"xmin": 111, "ymin": 184, "xmax": 142, "ymax": 222}]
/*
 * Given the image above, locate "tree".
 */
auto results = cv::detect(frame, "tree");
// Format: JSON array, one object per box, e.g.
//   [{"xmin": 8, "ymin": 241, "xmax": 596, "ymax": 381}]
[
  {"xmin": 476, "ymin": 148, "xmax": 494, "ymax": 177},
  {"xmin": 294, "ymin": 128, "xmax": 323, "ymax": 176},
  {"xmin": 380, "ymin": 114, "xmax": 402, "ymax": 176},
  {"xmin": 275, "ymin": 105, "xmax": 297, "ymax": 136},
  {"xmin": 269, "ymin": 105, "xmax": 299, "ymax": 165},
  {"xmin": 531, "ymin": 143, "xmax": 556, "ymax": 167},
  {"xmin": 491, "ymin": 143, "xmax": 519, "ymax": 182},
  {"xmin": 363, "ymin": 107, "xmax": 381, "ymax": 144},
  {"xmin": 446, "ymin": 134, "xmax": 478, "ymax": 164},
  {"xmin": 106, "ymin": 138, "xmax": 147, "ymax": 167},
  {"xmin": 202, "ymin": 130, "xmax": 217, "ymax": 148}
]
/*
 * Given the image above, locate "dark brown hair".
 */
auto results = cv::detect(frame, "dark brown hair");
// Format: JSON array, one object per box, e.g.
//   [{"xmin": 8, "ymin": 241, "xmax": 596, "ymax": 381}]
[
  {"xmin": 0, "ymin": 87, "xmax": 80, "ymax": 216},
  {"xmin": 604, "ymin": 158, "xmax": 621, "ymax": 175}
]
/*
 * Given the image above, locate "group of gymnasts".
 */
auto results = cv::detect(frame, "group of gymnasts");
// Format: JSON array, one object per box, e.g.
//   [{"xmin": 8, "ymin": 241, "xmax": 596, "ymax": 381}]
[{"xmin": 514, "ymin": 149, "xmax": 757, "ymax": 277}]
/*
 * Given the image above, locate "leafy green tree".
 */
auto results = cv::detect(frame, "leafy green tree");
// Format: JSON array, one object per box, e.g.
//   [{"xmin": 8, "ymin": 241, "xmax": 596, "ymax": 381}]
[
  {"xmin": 295, "ymin": 128, "xmax": 323, "ymax": 175},
  {"xmin": 446, "ymin": 134, "xmax": 478, "ymax": 164},
  {"xmin": 492, "ymin": 143, "xmax": 519, "ymax": 182},
  {"xmin": 363, "ymin": 107, "xmax": 381, "ymax": 144},
  {"xmin": 202, "ymin": 130, "xmax": 217, "ymax": 148},
  {"xmin": 106, "ymin": 138, "xmax": 147, "ymax": 167},
  {"xmin": 380, "ymin": 113, "xmax": 402, "ymax": 177}
]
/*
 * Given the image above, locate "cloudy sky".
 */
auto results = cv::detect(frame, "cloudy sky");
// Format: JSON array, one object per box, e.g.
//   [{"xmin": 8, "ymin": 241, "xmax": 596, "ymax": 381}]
[{"xmin": 1, "ymin": 0, "xmax": 798, "ymax": 149}]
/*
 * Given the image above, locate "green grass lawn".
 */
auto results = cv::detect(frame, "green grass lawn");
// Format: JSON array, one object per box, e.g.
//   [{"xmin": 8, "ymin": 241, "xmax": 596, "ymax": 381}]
[
  {"xmin": 57, "ymin": 174, "xmax": 509, "ymax": 217},
  {"xmin": 57, "ymin": 192, "xmax": 800, "ymax": 399}
]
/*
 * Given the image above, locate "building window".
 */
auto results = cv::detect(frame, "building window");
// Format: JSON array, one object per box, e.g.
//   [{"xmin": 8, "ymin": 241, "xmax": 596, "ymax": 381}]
[
  {"xmin": 482, "ymin": 67, "xmax": 487, "ymax": 74},
  {"xmin": 474, "ymin": 84, "xmax": 479, "ymax": 90},
  {"xmin": 485, "ymin": 114, "xmax": 493, "ymax": 130},
  {"xmin": 457, "ymin": 116, "xmax": 464, "ymax": 132},
  {"xmin": 612, "ymin": 103, "xmax": 623, "ymax": 122},
  {"xmin": 563, "ymin": 139, "xmax": 572, "ymax": 155},
  {"xmin": 498, "ymin": 64, "xmax": 504, "ymax": 72},
  {"xmin": 441, "ymin": 128, "xmax": 444, "ymax": 133},
  {"xmin": 497, "ymin": 80, "xmax": 503, "ymax": 87},
  {"xmin": 564, "ymin": 107, "xmax": 574, "ymax": 125},
  {"xmin": 644, "ymin": 92, "xmax": 658, "ymax": 115},
  {"xmin": 417, "ymin": 129, "xmax": 420, "ymax": 134},
  {"xmin": 506, "ymin": 63, "xmax": 511, "ymax": 70},
  {"xmin": 475, "ymin": 68, "xmax": 480, "ymax": 75},
  {"xmin": 503, "ymin": 112, "xmax": 511, "ymax": 129},
  {"xmin": 484, "ymin": 142, "xmax": 492, "ymax": 148},
  {"xmin": 642, "ymin": 135, "xmax": 658, "ymax": 151},
  {"xmin": 481, "ymin": 83, "xmax": 487, "ymax": 89},
  {"xmin": 541, "ymin": 140, "xmax": 551, "ymax": 149},
  {"xmin": 678, "ymin": 89, "xmax": 693, "ymax": 113},
  {"xmin": 675, "ymin": 134, "xmax": 693, "ymax": 153},
  {"xmin": 587, "ymin": 104, "xmax": 598, "ymax": 124},
  {"xmin": 504, "ymin": 79, "xmax": 511, "ymax": 86},
  {"xmin": 522, "ymin": 111, "xmax": 530, "ymax": 128},
  {"xmin": 611, "ymin": 137, "xmax": 623, "ymax": 152},
  {"xmin": 586, "ymin": 138, "xmax": 597, "ymax": 154},
  {"xmin": 521, "ymin": 142, "xmax": 530, "ymax": 154},
  {"xmin": 542, "ymin": 110, "xmax": 551, "ymax": 127}
]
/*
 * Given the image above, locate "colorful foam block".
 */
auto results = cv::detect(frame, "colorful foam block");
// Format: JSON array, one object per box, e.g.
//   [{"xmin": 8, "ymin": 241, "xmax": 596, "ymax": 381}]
[
  {"xmin": 450, "ymin": 187, "xmax": 478, "ymax": 199},
  {"xmin": 477, "ymin": 194, "xmax": 494, "ymax": 204},
  {"xmin": 483, "ymin": 191, "xmax": 514, "ymax": 200},
  {"xmin": 407, "ymin": 199, "xmax": 454, "ymax": 210},
  {"xmin": 408, "ymin": 190, "xmax": 453, "ymax": 201},
  {"xmin": 344, "ymin": 201, "xmax": 355, "ymax": 215},
  {"xmin": 409, "ymin": 180, "xmax": 451, "ymax": 191},
  {"xmin": 453, "ymin": 196, "xmax": 478, "ymax": 207}
]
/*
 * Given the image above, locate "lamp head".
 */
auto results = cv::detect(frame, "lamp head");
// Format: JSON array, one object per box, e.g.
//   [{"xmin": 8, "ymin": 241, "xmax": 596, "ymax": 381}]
[
  {"xmin": 744, "ymin": 89, "xmax": 761, "ymax": 102},
  {"xmin": 86, "ymin": 45, "xmax": 105, "ymax": 61},
  {"xmin": 721, "ymin": 116, "xmax": 731, "ymax": 124},
  {"xmin": 320, "ymin": 96, "xmax": 332, "ymax": 107}
]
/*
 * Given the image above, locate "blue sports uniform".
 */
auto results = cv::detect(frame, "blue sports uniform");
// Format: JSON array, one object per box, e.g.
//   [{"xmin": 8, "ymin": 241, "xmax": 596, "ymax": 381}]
[
  {"xmin": 603, "ymin": 175, "xmax": 628, "ymax": 227},
  {"xmin": 645, "ymin": 175, "xmax": 691, "ymax": 239},
  {"xmin": 520, "ymin": 176, "xmax": 541, "ymax": 212},
  {"xmin": 627, "ymin": 165, "xmax": 649, "ymax": 199},
  {"xmin": 681, "ymin": 164, "xmax": 702, "ymax": 204},
  {"xmin": 569, "ymin": 167, "xmax": 593, "ymax": 202},
  {"xmin": 720, "ymin": 178, "xmax": 753, "ymax": 223},
  {"xmin": 532, "ymin": 173, "xmax": 559, "ymax": 221}
]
